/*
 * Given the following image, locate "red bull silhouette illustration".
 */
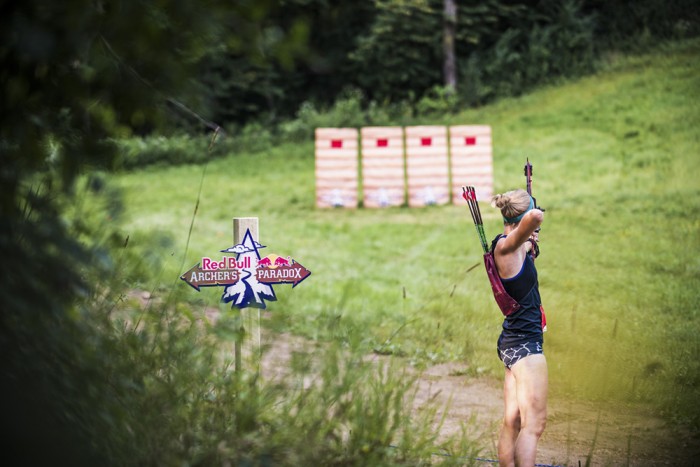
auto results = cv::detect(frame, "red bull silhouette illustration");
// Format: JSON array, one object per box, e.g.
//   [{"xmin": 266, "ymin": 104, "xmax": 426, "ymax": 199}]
[{"xmin": 180, "ymin": 228, "xmax": 311, "ymax": 309}]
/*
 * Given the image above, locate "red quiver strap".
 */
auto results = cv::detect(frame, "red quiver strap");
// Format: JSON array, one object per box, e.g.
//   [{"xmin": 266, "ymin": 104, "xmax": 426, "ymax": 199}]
[{"xmin": 483, "ymin": 252, "xmax": 520, "ymax": 316}]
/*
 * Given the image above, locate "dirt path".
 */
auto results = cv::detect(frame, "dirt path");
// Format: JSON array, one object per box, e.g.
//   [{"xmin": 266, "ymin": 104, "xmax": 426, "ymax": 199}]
[
  {"xmin": 411, "ymin": 362, "xmax": 699, "ymax": 466},
  {"xmin": 259, "ymin": 332, "xmax": 699, "ymax": 466}
]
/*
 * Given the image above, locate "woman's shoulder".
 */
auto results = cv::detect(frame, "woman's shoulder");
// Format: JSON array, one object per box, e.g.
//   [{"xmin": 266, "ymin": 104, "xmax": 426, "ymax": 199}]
[
  {"xmin": 493, "ymin": 233, "xmax": 528, "ymax": 259},
  {"xmin": 490, "ymin": 234, "xmax": 506, "ymax": 252}
]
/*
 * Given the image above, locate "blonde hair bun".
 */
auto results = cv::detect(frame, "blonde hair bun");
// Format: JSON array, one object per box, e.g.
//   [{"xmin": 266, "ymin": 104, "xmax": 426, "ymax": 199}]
[
  {"xmin": 491, "ymin": 193, "xmax": 511, "ymax": 209},
  {"xmin": 491, "ymin": 189, "xmax": 531, "ymax": 221}
]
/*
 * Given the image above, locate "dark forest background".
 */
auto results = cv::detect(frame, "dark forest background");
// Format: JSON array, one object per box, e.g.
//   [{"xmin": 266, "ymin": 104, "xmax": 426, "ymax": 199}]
[{"xmin": 192, "ymin": 0, "xmax": 698, "ymax": 127}]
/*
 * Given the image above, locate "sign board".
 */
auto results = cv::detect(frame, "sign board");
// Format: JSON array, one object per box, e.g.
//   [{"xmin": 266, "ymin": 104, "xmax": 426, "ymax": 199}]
[{"xmin": 180, "ymin": 228, "xmax": 310, "ymax": 309}]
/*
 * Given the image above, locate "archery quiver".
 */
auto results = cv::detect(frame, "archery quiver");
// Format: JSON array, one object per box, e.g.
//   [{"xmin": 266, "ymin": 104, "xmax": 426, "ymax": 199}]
[
  {"xmin": 462, "ymin": 186, "xmax": 521, "ymax": 317},
  {"xmin": 483, "ymin": 248, "xmax": 521, "ymax": 316}
]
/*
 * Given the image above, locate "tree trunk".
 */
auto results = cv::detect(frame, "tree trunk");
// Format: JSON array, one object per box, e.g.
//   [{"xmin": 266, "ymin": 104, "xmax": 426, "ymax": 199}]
[{"xmin": 443, "ymin": 0, "xmax": 457, "ymax": 93}]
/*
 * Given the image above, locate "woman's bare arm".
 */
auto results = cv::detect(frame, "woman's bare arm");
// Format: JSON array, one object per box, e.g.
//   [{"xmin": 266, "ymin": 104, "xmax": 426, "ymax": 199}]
[{"xmin": 498, "ymin": 209, "xmax": 544, "ymax": 254}]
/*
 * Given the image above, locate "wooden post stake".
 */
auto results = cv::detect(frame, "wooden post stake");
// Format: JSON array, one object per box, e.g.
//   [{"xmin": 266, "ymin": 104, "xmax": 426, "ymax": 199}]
[
  {"xmin": 233, "ymin": 217, "xmax": 258, "ymax": 247},
  {"xmin": 233, "ymin": 217, "xmax": 259, "ymax": 374}
]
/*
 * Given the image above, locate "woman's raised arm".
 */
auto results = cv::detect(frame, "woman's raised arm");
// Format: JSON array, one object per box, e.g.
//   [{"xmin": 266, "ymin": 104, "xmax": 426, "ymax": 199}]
[{"xmin": 498, "ymin": 209, "xmax": 544, "ymax": 255}]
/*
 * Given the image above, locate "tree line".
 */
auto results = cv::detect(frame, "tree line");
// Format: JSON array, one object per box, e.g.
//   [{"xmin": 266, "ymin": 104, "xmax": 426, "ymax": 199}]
[{"xmin": 195, "ymin": 0, "xmax": 699, "ymax": 127}]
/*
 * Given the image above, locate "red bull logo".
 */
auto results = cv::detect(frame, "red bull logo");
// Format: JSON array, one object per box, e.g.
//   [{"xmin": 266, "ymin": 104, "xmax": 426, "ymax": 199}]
[{"xmin": 257, "ymin": 254, "xmax": 292, "ymax": 269}]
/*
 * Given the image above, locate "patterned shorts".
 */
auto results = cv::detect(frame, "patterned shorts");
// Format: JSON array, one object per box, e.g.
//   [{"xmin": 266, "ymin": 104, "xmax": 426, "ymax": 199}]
[{"xmin": 497, "ymin": 341, "xmax": 543, "ymax": 369}]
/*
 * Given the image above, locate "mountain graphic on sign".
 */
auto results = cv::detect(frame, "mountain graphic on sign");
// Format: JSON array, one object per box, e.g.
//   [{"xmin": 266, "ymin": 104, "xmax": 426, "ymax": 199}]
[{"xmin": 221, "ymin": 229, "xmax": 276, "ymax": 309}]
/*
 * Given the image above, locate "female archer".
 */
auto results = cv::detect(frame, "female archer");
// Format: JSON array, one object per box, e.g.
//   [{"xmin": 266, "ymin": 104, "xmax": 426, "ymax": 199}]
[{"xmin": 491, "ymin": 188, "xmax": 547, "ymax": 467}]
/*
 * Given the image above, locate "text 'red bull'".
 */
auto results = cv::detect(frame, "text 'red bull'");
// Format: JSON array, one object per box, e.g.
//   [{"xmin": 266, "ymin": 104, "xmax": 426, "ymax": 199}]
[{"xmin": 201, "ymin": 256, "xmax": 252, "ymax": 270}]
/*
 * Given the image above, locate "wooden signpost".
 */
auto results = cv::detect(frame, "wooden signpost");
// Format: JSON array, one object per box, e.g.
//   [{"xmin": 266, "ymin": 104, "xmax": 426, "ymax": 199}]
[
  {"xmin": 233, "ymin": 217, "xmax": 258, "ymax": 373},
  {"xmin": 180, "ymin": 217, "xmax": 311, "ymax": 372}
]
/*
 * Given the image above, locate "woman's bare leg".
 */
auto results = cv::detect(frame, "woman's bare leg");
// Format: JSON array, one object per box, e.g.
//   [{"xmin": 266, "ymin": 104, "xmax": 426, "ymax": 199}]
[
  {"xmin": 511, "ymin": 354, "xmax": 548, "ymax": 466},
  {"xmin": 498, "ymin": 368, "xmax": 520, "ymax": 467}
]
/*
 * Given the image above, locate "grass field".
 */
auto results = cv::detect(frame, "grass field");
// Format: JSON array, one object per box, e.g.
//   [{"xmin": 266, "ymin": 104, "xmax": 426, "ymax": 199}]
[{"xmin": 108, "ymin": 38, "xmax": 700, "ymax": 430}]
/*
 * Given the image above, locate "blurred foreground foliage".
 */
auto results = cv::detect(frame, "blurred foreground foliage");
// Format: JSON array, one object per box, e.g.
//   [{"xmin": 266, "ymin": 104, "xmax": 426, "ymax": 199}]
[
  {"xmin": 1, "ymin": 0, "xmax": 311, "ymax": 463},
  {"xmin": 6, "ymin": 258, "xmax": 466, "ymax": 465}
]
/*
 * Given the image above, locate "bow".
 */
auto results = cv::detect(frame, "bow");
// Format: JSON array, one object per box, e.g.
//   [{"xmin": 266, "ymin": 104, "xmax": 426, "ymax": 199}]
[
  {"xmin": 524, "ymin": 158, "xmax": 544, "ymax": 212},
  {"xmin": 524, "ymin": 158, "xmax": 544, "ymax": 258}
]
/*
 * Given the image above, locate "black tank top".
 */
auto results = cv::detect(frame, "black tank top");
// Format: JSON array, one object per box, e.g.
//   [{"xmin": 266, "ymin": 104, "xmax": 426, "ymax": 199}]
[{"xmin": 491, "ymin": 235, "xmax": 543, "ymax": 348}]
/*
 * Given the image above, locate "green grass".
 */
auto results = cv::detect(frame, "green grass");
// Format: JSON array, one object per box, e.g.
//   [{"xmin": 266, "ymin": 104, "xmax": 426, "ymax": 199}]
[{"xmin": 110, "ymin": 38, "xmax": 700, "ymax": 429}]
